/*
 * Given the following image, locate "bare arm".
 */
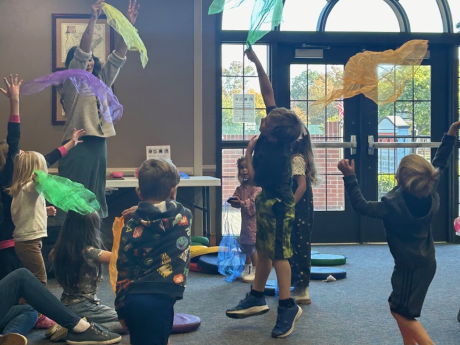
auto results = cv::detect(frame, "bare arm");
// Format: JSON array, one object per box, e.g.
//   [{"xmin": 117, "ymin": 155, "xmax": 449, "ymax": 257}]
[
  {"xmin": 0, "ymin": 74, "xmax": 22, "ymax": 116},
  {"xmin": 245, "ymin": 136, "xmax": 258, "ymax": 181},
  {"xmin": 245, "ymin": 48, "xmax": 275, "ymax": 108},
  {"xmin": 114, "ymin": 0, "xmax": 140, "ymax": 58},
  {"xmin": 99, "ymin": 250, "xmax": 112, "ymax": 264},
  {"xmin": 80, "ymin": 0, "xmax": 105, "ymax": 53}
]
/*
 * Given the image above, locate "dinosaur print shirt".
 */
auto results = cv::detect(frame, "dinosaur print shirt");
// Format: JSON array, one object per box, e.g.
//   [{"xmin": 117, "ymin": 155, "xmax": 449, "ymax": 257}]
[{"xmin": 115, "ymin": 200, "xmax": 192, "ymax": 315}]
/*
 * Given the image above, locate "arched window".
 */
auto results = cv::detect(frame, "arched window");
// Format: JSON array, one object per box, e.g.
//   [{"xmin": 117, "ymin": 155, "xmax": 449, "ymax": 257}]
[
  {"xmin": 324, "ymin": 0, "xmax": 400, "ymax": 32},
  {"xmin": 399, "ymin": 0, "xmax": 443, "ymax": 32},
  {"xmin": 280, "ymin": 0, "xmax": 326, "ymax": 32},
  {"xmin": 447, "ymin": 0, "xmax": 460, "ymax": 32}
]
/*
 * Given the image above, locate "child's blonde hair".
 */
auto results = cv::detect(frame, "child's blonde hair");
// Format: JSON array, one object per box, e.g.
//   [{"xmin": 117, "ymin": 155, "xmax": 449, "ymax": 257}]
[
  {"xmin": 396, "ymin": 154, "xmax": 438, "ymax": 198},
  {"xmin": 0, "ymin": 140, "xmax": 8, "ymax": 173},
  {"xmin": 9, "ymin": 151, "xmax": 47, "ymax": 198}
]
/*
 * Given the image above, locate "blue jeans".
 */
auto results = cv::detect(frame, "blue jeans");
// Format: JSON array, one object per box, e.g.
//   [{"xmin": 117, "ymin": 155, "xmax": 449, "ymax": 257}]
[
  {"xmin": 66, "ymin": 300, "xmax": 118, "ymax": 324},
  {"xmin": 0, "ymin": 268, "xmax": 81, "ymax": 335},
  {"xmin": 0, "ymin": 305, "xmax": 37, "ymax": 336},
  {"xmin": 121, "ymin": 294, "xmax": 175, "ymax": 345}
]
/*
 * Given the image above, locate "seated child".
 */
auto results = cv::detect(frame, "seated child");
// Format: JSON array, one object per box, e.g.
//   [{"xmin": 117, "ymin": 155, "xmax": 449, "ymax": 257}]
[
  {"xmin": 115, "ymin": 158, "xmax": 192, "ymax": 345},
  {"xmin": 337, "ymin": 121, "xmax": 460, "ymax": 345},
  {"xmin": 228, "ymin": 156, "xmax": 261, "ymax": 283},
  {"xmin": 49, "ymin": 211, "xmax": 119, "ymax": 341}
]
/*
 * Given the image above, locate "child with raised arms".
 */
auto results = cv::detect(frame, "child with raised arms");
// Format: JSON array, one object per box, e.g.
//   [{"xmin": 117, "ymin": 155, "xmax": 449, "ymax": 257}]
[
  {"xmin": 226, "ymin": 48, "xmax": 303, "ymax": 338},
  {"xmin": 337, "ymin": 121, "xmax": 460, "ymax": 345}
]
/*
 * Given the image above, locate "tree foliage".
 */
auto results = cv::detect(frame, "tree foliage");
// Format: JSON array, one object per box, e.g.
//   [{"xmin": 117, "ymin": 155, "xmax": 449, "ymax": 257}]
[{"xmin": 222, "ymin": 61, "xmax": 433, "ymax": 138}]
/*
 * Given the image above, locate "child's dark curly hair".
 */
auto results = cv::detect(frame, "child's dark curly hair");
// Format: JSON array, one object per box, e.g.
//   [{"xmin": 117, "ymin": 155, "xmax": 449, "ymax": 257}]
[{"xmin": 265, "ymin": 108, "xmax": 302, "ymax": 144}]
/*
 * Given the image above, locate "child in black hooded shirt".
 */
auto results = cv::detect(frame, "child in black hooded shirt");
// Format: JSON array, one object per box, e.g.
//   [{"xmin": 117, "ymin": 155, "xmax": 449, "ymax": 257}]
[
  {"xmin": 338, "ymin": 121, "xmax": 460, "ymax": 345},
  {"xmin": 115, "ymin": 158, "xmax": 192, "ymax": 345}
]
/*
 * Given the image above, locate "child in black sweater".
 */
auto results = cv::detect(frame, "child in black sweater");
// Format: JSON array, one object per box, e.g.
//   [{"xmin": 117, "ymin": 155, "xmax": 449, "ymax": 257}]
[
  {"xmin": 337, "ymin": 121, "xmax": 460, "ymax": 345},
  {"xmin": 115, "ymin": 158, "xmax": 192, "ymax": 345}
]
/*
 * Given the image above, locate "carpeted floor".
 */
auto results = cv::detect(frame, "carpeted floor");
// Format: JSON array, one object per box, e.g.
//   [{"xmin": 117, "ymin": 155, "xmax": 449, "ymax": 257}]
[{"xmin": 27, "ymin": 244, "xmax": 460, "ymax": 345}]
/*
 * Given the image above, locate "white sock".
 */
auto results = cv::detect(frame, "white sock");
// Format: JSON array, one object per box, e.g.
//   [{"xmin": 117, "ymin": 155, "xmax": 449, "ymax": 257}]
[
  {"xmin": 72, "ymin": 319, "xmax": 90, "ymax": 333},
  {"xmin": 251, "ymin": 266, "xmax": 256, "ymax": 275}
]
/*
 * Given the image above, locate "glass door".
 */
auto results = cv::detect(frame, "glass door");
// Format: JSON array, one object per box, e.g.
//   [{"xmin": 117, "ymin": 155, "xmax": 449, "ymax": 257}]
[{"xmin": 276, "ymin": 43, "xmax": 453, "ymax": 243}]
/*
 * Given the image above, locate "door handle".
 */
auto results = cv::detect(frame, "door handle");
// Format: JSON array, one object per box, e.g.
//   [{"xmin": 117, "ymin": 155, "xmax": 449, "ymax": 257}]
[
  {"xmin": 312, "ymin": 135, "xmax": 357, "ymax": 155},
  {"xmin": 367, "ymin": 135, "xmax": 441, "ymax": 155}
]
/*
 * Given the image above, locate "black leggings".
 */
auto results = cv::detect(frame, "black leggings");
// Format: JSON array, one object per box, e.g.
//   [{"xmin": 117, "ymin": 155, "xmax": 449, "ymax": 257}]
[{"xmin": 0, "ymin": 269, "xmax": 81, "ymax": 332}]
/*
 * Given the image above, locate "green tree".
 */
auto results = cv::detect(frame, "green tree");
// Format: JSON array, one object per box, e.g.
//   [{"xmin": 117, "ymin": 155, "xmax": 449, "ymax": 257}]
[
  {"xmin": 377, "ymin": 66, "xmax": 431, "ymax": 136},
  {"xmin": 222, "ymin": 62, "xmax": 257, "ymax": 135}
]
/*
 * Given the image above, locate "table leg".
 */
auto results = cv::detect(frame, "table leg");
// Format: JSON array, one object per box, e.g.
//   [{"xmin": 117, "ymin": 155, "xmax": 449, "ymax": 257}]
[
  {"xmin": 202, "ymin": 187, "xmax": 207, "ymax": 238},
  {"xmin": 205, "ymin": 187, "xmax": 211, "ymax": 240}
]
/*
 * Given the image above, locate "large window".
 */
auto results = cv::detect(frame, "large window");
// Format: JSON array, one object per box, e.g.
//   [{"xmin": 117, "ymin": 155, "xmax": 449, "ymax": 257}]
[
  {"xmin": 377, "ymin": 66, "xmax": 432, "ymax": 198},
  {"xmin": 221, "ymin": 0, "xmax": 456, "ymax": 33},
  {"xmin": 290, "ymin": 64, "xmax": 345, "ymax": 211},
  {"xmin": 222, "ymin": 44, "xmax": 269, "ymax": 140}
]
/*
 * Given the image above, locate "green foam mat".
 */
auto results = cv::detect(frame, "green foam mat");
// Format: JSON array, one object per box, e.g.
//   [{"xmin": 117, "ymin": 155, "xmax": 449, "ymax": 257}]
[{"xmin": 311, "ymin": 254, "xmax": 346, "ymax": 266}]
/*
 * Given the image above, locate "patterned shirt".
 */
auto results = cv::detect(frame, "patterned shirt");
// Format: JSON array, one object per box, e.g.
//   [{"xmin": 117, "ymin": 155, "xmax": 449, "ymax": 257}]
[
  {"xmin": 291, "ymin": 154, "xmax": 307, "ymax": 177},
  {"xmin": 60, "ymin": 246, "xmax": 103, "ymax": 306},
  {"xmin": 233, "ymin": 182, "xmax": 261, "ymax": 244}
]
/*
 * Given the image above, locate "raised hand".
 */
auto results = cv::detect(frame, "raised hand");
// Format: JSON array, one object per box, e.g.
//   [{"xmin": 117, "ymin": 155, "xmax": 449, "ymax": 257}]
[
  {"xmin": 247, "ymin": 135, "xmax": 258, "ymax": 154},
  {"xmin": 127, "ymin": 0, "xmax": 140, "ymax": 25},
  {"xmin": 0, "ymin": 74, "xmax": 23, "ymax": 101},
  {"xmin": 447, "ymin": 121, "xmax": 460, "ymax": 137},
  {"xmin": 337, "ymin": 159, "xmax": 355, "ymax": 176},
  {"xmin": 245, "ymin": 48, "xmax": 260, "ymax": 64},
  {"xmin": 92, "ymin": 0, "xmax": 105, "ymax": 19}
]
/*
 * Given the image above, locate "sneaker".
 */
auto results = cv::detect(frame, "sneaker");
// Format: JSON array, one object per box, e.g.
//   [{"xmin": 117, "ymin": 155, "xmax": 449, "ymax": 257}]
[
  {"xmin": 292, "ymin": 286, "xmax": 311, "ymax": 305},
  {"xmin": 34, "ymin": 315, "xmax": 56, "ymax": 329},
  {"xmin": 0, "ymin": 333, "xmax": 27, "ymax": 345},
  {"xmin": 239, "ymin": 265, "xmax": 251, "ymax": 280},
  {"xmin": 226, "ymin": 293, "xmax": 269, "ymax": 319},
  {"xmin": 242, "ymin": 267, "xmax": 256, "ymax": 283},
  {"xmin": 271, "ymin": 303, "xmax": 302, "ymax": 338},
  {"xmin": 66, "ymin": 322, "xmax": 121, "ymax": 345}
]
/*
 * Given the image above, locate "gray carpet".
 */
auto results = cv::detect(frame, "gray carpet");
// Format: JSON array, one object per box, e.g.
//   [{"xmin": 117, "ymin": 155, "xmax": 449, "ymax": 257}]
[{"xmin": 26, "ymin": 244, "xmax": 460, "ymax": 344}]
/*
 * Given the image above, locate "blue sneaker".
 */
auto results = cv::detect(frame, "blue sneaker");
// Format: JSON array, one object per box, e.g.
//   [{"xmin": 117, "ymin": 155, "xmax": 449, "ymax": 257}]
[
  {"xmin": 226, "ymin": 293, "xmax": 269, "ymax": 319},
  {"xmin": 271, "ymin": 303, "xmax": 302, "ymax": 338}
]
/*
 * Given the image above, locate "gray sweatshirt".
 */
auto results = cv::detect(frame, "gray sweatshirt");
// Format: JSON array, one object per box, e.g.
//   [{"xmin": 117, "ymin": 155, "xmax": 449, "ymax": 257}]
[{"xmin": 61, "ymin": 47, "xmax": 126, "ymax": 141}]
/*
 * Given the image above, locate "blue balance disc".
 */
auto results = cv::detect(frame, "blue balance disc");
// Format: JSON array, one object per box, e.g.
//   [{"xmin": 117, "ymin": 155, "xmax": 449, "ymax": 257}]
[
  {"xmin": 263, "ymin": 280, "xmax": 294, "ymax": 296},
  {"xmin": 310, "ymin": 267, "xmax": 347, "ymax": 280},
  {"xmin": 197, "ymin": 254, "xmax": 220, "ymax": 275}
]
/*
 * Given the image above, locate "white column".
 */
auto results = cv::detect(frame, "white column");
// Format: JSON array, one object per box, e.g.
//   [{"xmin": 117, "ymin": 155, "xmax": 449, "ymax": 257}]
[{"xmin": 194, "ymin": 0, "xmax": 203, "ymax": 176}]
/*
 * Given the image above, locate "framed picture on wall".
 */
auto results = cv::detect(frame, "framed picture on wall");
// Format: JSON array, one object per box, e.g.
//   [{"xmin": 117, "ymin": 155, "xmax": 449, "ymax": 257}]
[
  {"xmin": 52, "ymin": 14, "xmax": 114, "ymax": 71},
  {"xmin": 52, "ymin": 86, "xmax": 66, "ymax": 125}
]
